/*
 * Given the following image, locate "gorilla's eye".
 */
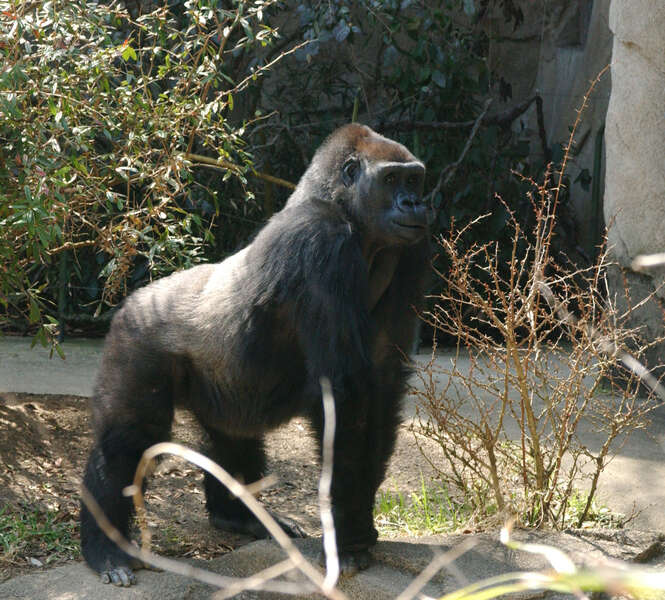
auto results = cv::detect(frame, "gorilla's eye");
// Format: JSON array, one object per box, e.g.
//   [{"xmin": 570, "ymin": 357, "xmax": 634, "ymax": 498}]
[
  {"xmin": 384, "ymin": 173, "xmax": 396, "ymax": 185},
  {"xmin": 342, "ymin": 159, "xmax": 359, "ymax": 185},
  {"xmin": 407, "ymin": 174, "xmax": 420, "ymax": 186}
]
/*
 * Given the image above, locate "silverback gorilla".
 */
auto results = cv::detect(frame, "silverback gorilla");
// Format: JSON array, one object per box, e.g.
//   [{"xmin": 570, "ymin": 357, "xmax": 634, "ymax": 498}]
[{"xmin": 80, "ymin": 124, "xmax": 431, "ymax": 586}]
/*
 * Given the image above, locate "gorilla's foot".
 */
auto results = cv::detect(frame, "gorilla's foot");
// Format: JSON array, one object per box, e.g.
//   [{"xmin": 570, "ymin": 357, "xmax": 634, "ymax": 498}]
[
  {"xmin": 83, "ymin": 530, "xmax": 146, "ymax": 587},
  {"xmin": 319, "ymin": 548, "xmax": 372, "ymax": 577},
  {"xmin": 210, "ymin": 511, "xmax": 306, "ymax": 539},
  {"xmin": 339, "ymin": 548, "xmax": 371, "ymax": 576}
]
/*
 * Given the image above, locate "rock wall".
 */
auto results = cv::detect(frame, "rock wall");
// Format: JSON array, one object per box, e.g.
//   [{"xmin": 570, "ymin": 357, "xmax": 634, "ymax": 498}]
[{"xmin": 604, "ymin": 0, "xmax": 665, "ymax": 370}]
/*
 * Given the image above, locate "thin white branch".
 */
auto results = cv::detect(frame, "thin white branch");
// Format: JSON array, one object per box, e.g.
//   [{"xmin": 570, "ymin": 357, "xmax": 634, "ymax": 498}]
[
  {"xmin": 212, "ymin": 559, "xmax": 296, "ymax": 600},
  {"xmin": 395, "ymin": 538, "xmax": 477, "ymax": 600},
  {"xmin": 632, "ymin": 253, "xmax": 665, "ymax": 271},
  {"xmin": 319, "ymin": 377, "xmax": 341, "ymax": 591}
]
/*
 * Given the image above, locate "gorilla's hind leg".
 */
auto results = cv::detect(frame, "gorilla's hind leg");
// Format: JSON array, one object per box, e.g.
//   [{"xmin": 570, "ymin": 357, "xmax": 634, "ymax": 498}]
[
  {"xmin": 202, "ymin": 428, "xmax": 306, "ymax": 538},
  {"xmin": 81, "ymin": 394, "xmax": 174, "ymax": 585}
]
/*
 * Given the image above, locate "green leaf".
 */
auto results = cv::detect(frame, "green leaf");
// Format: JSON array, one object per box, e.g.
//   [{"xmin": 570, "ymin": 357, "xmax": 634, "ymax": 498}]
[
  {"xmin": 121, "ymin": 45, "xmax": 137, "ymax": 62},
  {"xmin": 29, "ymin": 299, "xmax": 40, "ymax": 324}
]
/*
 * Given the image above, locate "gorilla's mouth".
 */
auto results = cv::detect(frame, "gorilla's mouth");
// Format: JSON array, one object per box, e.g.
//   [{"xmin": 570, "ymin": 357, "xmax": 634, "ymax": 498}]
[{"xmin": 392, "ymin": 220, "xmax": 426, "ymax": 231}]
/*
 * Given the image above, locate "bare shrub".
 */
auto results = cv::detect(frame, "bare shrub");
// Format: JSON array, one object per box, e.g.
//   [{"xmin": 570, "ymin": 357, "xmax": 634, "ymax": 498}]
[{"xmin": 413, "ymin": 178, "xmax": 664, "ymax": 528}]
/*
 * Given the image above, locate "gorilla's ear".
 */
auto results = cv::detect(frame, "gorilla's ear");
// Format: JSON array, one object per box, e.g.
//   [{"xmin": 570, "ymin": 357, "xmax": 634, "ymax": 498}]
[{"xmin": 342, "ymin": 157, "xmax": 360, "ymax": 187}]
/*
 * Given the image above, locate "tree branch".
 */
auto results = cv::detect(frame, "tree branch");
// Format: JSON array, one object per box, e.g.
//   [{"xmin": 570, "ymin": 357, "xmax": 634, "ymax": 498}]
[
  {"xmin": 183, "ymin": 152, "xmax": 296, "ymax": 190},
  {"xmin": 380, "ymin": 94, "xmax": 545, "ymax": 133}
]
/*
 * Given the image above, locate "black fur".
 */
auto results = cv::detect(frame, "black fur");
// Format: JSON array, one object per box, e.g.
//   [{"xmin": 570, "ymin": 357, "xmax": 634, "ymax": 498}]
[{"xmin": 80, "ymin": 124, "xmax": 431, "ymax": 585}]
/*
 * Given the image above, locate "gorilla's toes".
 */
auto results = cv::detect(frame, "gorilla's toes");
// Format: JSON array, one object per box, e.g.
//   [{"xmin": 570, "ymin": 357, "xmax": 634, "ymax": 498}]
[
  {"xmin": 100, "ymin": 565, "xmax": 137, "ymax": 586},
  {"xmin": 272, "ymin": 513, "xmax": 307, "ymax": 538}
]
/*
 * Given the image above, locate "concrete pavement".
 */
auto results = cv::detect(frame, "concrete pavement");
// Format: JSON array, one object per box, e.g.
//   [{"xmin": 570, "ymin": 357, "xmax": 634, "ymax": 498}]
[{"xmin": 0, "ymin": 336, "xmax": 101, "ymax": 397}]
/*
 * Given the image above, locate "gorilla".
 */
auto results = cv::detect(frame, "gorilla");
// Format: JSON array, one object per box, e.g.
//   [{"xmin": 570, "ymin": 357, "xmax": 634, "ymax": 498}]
[{"xmin": 80, "ymin": 123, "xmax": 431, "ymax": 586}]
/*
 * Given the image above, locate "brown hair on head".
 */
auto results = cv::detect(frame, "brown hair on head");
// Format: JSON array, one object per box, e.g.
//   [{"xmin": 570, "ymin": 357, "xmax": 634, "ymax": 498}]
[{"xmin": 324, "ymin": 123, "xmax": 418, "ymax": 164}]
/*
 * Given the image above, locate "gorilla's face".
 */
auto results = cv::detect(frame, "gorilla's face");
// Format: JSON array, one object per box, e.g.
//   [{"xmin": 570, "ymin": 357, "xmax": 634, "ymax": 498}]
[
  {"xmin": 296, "ymin": 123, "xmax": 430, "ymax": 247},
  {"xmin": 368, "ymin": 159, "xmax": 428, "ymax": 244},
  {"xmin": 344, "ymin": 154, "xmax": 429, "ymax": 246}
]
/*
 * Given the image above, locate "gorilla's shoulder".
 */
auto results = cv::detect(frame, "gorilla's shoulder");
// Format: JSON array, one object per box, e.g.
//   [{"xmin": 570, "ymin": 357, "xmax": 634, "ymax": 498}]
[{"xmin": 244, "ymin": 200, "xmax": 363, "ymax": 299}]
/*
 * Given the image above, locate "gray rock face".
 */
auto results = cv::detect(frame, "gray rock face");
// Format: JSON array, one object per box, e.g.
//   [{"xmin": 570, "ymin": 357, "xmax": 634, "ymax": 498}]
[
  {"xmin": 605, "ymin": 2, "xmax": 665, "ymax": 265},
  {"xmin": 604, "ymin": 0, "xmax": 665, "ymax": 369}
]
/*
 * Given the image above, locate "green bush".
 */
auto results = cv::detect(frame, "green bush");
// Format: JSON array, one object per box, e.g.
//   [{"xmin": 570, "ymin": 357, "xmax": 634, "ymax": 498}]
[{"xmin": 0, "ymin": 0, "xmax": 277, "ymax": 344}]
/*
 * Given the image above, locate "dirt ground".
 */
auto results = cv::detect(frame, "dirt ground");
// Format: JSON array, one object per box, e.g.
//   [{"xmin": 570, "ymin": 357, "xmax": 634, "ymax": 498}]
[{"xmin": 0, "ymin": 391, "xmax": 440, "ymax": 582}]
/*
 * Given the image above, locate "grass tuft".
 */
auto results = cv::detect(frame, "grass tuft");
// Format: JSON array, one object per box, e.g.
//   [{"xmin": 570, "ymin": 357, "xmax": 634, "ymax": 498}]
[
  {"xmin": 375, "ymin": 479, "xmax": 625, "ymax": 537},
  {"xmin": 375, "ymin": 478, "xmax": 475, "ymax": 536},
  {"xmin": 0, "ymin": 506, "xmax": 79, "ymax": 566}
]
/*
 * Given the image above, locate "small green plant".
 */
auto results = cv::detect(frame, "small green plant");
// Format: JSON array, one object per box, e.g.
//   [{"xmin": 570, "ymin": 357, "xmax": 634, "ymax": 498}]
[
  {"xmin": 374, "ymin": 478, "xmax": 474, "ymax": 536},
  {"xmin": 0, "ymin": 506, "xmax": 79, "ymax": 565},
  {"xmin": 563, "ymin": 491, "xmax": 625, "ymax": 529}
]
